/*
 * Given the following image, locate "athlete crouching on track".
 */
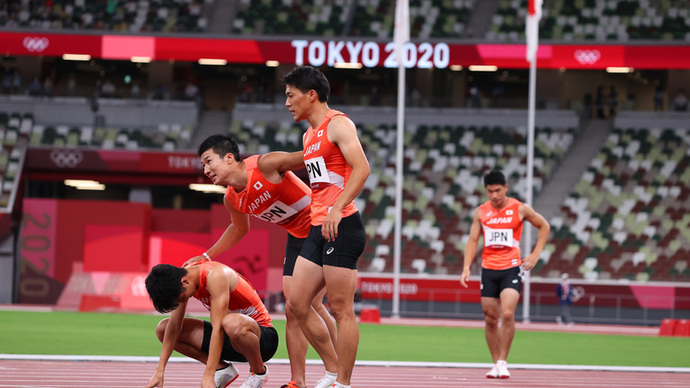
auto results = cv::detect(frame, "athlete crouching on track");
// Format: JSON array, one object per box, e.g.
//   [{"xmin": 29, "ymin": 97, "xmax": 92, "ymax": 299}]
[{"xmin": 144, "ymin": 260, "xmax": 278, "ymax": 388}]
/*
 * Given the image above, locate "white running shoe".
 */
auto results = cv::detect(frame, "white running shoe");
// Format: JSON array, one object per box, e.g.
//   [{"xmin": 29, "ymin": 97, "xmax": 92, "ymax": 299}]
[
  {"xmin": 314, "ymin": 371, "xmax": 338, "ymax": 388},
  {"xmin": 497, "ymin": 363, "xmax": 510, "ymax": 379},
  {"xmin": 486, "ymin": 365, "xmax": 499, "ymax": 378},
  {"xmin": 215, "ymin": 364, "xmax": 240, "ymax": 388},
  {"xmin": 239, "ymin": 365, "xmax": 269, "ymax": 388}
]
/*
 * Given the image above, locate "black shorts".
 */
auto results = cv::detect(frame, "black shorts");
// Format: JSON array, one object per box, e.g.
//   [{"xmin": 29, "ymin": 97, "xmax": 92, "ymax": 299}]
[
  {"xmin": 283, "ymin": 233, "xmax": 306, "ymax": 276},
  {"xmin": 200, "ymin": 320, "xmax": 278, "ymax": 362},
  {"xmin": 480, "ymin": 266, "xmax": 522, "ymax": 298},
  {"xmin": 299, "ymin": 212, "xmax": 365, "ymax": 270}
]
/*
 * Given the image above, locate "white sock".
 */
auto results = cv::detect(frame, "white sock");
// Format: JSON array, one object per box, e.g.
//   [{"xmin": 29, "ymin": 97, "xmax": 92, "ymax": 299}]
[
  {"xmin": 497, "ymin": 360, "xmax": 507, "ymax": 367},
  {"xmin": 325, "ymin": 371, "xmax": 338, "ymax": 379}
]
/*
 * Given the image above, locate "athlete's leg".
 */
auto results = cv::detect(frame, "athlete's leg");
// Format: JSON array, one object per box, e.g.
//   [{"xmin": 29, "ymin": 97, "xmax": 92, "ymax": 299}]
[
  {"xmin": 481, "ymin": 296, "xmax": 501, "ymax": 363},
  {"xmin": 323, "ymin": 265, "xmax": 359, "ymax": 385},
  {"xmin": 497, "ymin": 288, "xmax": 520, "ymax": 361},
  {"xmin": 221, "ymin": 313, "xmax": 265, "ymax": 374},
  {"xmin": 313, "ymin": 287, "xmax": 337, "ymax": 349},
  {"xmin": 154, "ymin": 317, "xmax": 227, "ymax": 370},
  {"xmin": 283, "ymin": 275, "xmax": 309, "ymax": 387},
  {"xmin": 287, "ymin": 256, "xmax": 338, "ymax": 373}
]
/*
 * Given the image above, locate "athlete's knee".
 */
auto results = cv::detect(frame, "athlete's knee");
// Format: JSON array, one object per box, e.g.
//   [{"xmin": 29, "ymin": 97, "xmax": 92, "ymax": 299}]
[
  {"xmin": 501, "ymin": 310, "xmax": 516, "ymax": 325},
  {"xmin": 221, "ymin": 314, "xmax": 249, "ymax": 339},
  {"xmin": 287, "ymin": 298, "xmax": 311, "ymax": 320},
  {"xmin": 484, "ymin": 312, "xmax": 500, "ymax": 328},
  {"xmin": 155, "ymin": 318, "xmax": 170, "ymax": 342},
  {"xmin": 327, "ymin": 299, "xmax": 355, "ymax": 322}
]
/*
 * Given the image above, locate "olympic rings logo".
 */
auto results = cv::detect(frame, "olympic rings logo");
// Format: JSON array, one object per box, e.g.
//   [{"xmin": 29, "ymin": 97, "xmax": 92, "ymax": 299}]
[
  {"xmin": 50, "ymin": 149, "xmax": 84, "ymax": 168},
  {"xmin": 23, "ymin": 37, "xmax": 50, "ymax": 52},
  {"xmin": 574, "ymin": 49, "xmax": 601, "ymax": 65}
]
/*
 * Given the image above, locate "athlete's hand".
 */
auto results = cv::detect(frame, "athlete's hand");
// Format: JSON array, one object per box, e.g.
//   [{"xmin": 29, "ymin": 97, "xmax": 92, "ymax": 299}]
[
  {"xmin": 183, "ymin": 255, "xmax": 208, "ymax": 268},
  {"xmin": 522, "ymin": 253, "xmax": 539, "ymax": 271},
  {"xmin": 321, "ymin": 211, "xmax": 342, "ymax": 242},
  {"xmin": 200, "ymin": 374, "xmax": 216, "ymax": 388},
  {"xmin": 144, "ymin": 371, "xmax": 164, "ymax": 388},
  {"xmin": 459, "ymin": 268, "xmax": 471, "ymax": 288}
]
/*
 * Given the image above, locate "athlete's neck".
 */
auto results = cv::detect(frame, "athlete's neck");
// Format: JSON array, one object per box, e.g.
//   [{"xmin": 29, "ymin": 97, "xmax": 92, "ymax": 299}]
[
  {"xmin": 306, "ymin": 103, "xmax": 330, "ymax": 130},
  {"xmin": 226, "ymin": 161, "xmax": 248, "ymax": 192}
]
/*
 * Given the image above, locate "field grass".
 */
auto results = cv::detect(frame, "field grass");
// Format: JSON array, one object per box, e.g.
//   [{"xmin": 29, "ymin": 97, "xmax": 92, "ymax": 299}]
[{"xmin": 1, "ymin": 310, "xmax": 688, "ymax": 367}]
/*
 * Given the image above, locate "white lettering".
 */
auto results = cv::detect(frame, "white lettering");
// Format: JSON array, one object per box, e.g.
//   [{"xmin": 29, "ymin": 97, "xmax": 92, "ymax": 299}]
[
  {"xmin": 360, "ymin": 281, "xmax": 418, "ymax": 295},
  {"xmin": 327, "ymin": 40, "xmax": 345, "ymax": 66},
  {"xmin": 292, "ymin": 40, "xmax": 450, "ymax": 69},
  {"xmin": 168, "ymin": 155, "xmax": 201, "ymax": 170},
  {"xmin": 345, "ymin": 41, "xmax": 363, "ymax": 64},
  {"xmin": 486, "ymin": 217, "xmax": 513, "ymax": 225},
  {"xmin": 292, "ymin": 40, "xmax": 309, "ymax": 65},
  {"xmin": 308, "ymin": 40, "xmax": 326, "ymax": 66},
  {"xmin": 361, "ymin": 41, "xmax": 379, "ymax": 68}
]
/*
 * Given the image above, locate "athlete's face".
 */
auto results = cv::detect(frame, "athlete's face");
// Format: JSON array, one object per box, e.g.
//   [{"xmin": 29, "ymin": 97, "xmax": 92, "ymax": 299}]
[
  {"xmin": 200, "ymin": 149, "xmax": 232, "ymax": 185},
  {"xmin": 285, "ymin": 84, "xmax": 313, "ymax": 122},
  {"xmin": 176, "ymin": 278, "xmax": 197, "ymax": 305},
  {"xmin": 486, "ymin": 183, "xmax": 508, "ymax": 209}
]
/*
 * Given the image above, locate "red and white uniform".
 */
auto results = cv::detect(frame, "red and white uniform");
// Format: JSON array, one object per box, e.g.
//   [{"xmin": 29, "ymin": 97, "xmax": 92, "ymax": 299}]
[
  {"xmin": 224, "ymin": 155, "xmax": 311, "ymax": 238},
  {"xmin": 192, "ymin": 260, "xmax": 272, "ymax": 327},
  {"xmin": 479, "ymin": 198, "xmax": 523, "ymax": 270},
  {"xmin": 302, "ymin": 109, "xmax": 358, "ymax": 225}
]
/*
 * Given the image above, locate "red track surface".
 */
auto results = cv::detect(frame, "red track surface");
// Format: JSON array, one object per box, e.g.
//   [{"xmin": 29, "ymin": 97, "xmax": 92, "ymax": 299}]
[{"xmin": 1, "ymin": 360, "xmax": 688, "ymax": 388}]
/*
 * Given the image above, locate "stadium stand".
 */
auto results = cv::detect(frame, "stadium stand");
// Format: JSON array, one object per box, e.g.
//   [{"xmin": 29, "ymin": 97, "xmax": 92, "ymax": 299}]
[
  {"xmin": 487, "ymin": 0, "xmax": 690, "ymax": 42},
  {"xmin": 540, "ymin": 123, "xmax": 690, "ymax": 281},
  {"xmin": 0, "ymin": 0, "xmax": 211, "ymax": 32}
]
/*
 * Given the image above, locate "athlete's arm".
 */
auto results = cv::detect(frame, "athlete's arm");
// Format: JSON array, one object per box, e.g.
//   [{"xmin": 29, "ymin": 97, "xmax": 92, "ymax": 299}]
[
  {"xmin": 144, "ymin": 299, "xmax": 188, "ymax": 388},
  {"xmin": 322, "ymin": 115, "xmax": 370, "ymax": 241},
  {"xmin": 258, "ymin": 151, "xmax": 305, "ymax": 177},
  {"xmin": 184, "ymin": 197, "xmax": 250, "ymax": 267},
  {"xmin": 201, "ymin": 265, "xmax": 236, "ymax": 388},
  {"xmin": 519, "ymin": 203, "xmax": 551, "ymax": 271},
  {"xmin": 460, "ymin": 207, "xmax": 482, "ymax": 288}
]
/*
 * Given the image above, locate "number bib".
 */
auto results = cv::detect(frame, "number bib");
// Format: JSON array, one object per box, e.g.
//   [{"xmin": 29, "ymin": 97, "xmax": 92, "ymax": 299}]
[
  {"xmin": 254, "ymin": 200, "xmax": 298, "ymax": 224},
  {"xmin": 304, "ymin": 156, "xmax": 331, "ymax": 189},
  {"xmin": 484, "ymin": 227, "xmax": 514, "ymax": 248}
]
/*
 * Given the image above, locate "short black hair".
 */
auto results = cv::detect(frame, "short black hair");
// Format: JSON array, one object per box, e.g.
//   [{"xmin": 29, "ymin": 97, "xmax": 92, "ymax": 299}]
[
  {"xmin": 197, "ymin": 134, "xmax": 241, "ymax": 161},
  {"xmin": 484, "ymin": 170, "xmax": 507, "ymax": 186},
  {"xmin": 282, "ymin": 65, "xmax": 330, "ymax": 103},
  {"xmin": 145, "ymin": 264, "xmax": 188, "ymax": 314}
]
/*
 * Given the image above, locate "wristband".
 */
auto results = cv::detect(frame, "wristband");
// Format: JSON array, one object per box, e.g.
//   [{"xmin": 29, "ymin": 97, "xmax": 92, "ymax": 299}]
[{"xmin": 202, "ymin": 252, "xmax": 211, "ymax": 260}]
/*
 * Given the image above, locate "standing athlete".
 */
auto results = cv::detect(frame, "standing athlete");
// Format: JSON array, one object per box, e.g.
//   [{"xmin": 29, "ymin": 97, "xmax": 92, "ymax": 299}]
[
  {"xmin": 283, "ymin": 65, "xmax": 370, "ymax": 388},
  {"xmin": 460, "ymin": 170, "xmax": 550, "ymax": 378},
  {"xmin": 189, "ymin": 134, "xmax": 338, "ymax": 388}
]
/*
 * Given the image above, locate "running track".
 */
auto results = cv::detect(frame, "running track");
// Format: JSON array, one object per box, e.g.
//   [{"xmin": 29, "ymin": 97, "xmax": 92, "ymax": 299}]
[{"xmin": 1, "ymin": 357, "xmax": 689, "ymax": 388}]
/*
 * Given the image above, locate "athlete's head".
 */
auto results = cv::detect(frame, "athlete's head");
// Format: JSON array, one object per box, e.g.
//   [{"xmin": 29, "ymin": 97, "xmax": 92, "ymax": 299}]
[
  {"xmin": 145, "ymin": 264, "xmax": 189, "ymax": 314},
  {"xmin": 484, "ymin": 170, "xmax": 508, "ymax": 208},
  {"xmin": 282, "ymin": 66, "xmax": 330, "ymax": 103},
  {"xmin": 484, "ymin": 170, "xmax": 507, "ymax": 187},
  {"xmin": 197, "ymin": 134, "xmax": 241, "ymax": 161}
]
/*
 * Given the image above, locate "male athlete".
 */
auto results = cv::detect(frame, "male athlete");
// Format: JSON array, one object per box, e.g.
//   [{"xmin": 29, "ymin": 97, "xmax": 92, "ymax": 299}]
[
  {"xmin": 460, "ymin": 170, "xmax": 550, "ymax": 378},
  {"xmin": 189, "ymin": 134, "xmax": 338, "ymax": 388},
  {"xmin": 283, "ymin": 65, "xmax": 370, "ymax": 388},
  {"xmin": 144, "ymin": 260, "xmax": 277, "ymax": 388}
]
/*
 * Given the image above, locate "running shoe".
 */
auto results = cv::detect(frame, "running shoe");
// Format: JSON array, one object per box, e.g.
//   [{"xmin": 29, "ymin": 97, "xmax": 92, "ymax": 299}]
[
  {"xmin": 314, "ymin": 371, "xmax": 338, "ymax": 388},
  {"xmin": 486, "ymin": 364, "xmax": 499, "ymax": 378},
  {"xmin": 497, "ymin": 363, "xmax": 510, "ymax": 379},
  {"xmin": 215, "ymin": 364, "xmax": 239, "ymax": 388},
  {"xmin": 280, "ymin": 381, "xmax": 301, "ymax": 388},
  {"xmin": 239, "ymin": 365, "xmax": 269, "ymax": 388}
]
